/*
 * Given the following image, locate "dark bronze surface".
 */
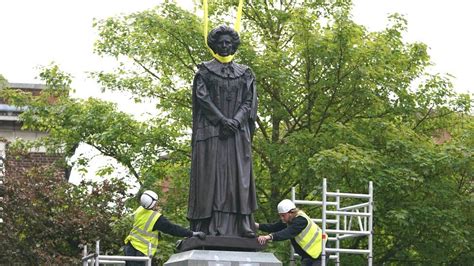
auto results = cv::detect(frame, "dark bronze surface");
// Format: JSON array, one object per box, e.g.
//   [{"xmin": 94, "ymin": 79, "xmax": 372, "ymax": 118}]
[
  {"xmin": 177, "ymin": 236, "xmax": 266, "ymax": 252},
  {"xmin": 187, "ymin": 25, "xmax": 259, "ymax": 238}
]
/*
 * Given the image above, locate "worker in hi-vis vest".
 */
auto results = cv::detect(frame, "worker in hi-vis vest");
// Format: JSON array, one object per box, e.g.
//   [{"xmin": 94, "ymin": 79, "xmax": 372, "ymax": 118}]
[
  {"xmin": 256, "ymin": 199, "xmax": 324, "ymax": 266},
  {"xmin": 124, "ymin": 190, "xmax": 206, "ymax": 266}
]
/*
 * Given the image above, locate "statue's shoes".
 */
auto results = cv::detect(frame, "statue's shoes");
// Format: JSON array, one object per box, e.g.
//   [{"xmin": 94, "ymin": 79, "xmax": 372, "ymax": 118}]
[{"xmin": 241, "ymin": 231, "xmax": 256, "ymax": 238}]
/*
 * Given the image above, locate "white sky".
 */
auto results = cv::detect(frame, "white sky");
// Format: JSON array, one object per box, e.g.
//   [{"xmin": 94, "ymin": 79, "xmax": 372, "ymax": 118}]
[
  {"xmin": 0, "ymin": 0, "xmax": 472, "ymax": 184},
  {"xmin": 352, "ymin": 0, "xmax": 473, "ymax": 94}
]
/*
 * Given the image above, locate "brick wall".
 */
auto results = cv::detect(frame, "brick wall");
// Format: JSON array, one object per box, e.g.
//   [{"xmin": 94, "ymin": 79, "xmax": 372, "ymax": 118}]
[
  {"xmin": 5, "ymin": 151, "xmax": 66, "ymax": 180},
  {"xmin": 0, "ymin": 83, "xmax": 66, "ymax": 225},
  {"xmin": 0, "ymin": 148, "xmax": 66, "ymax": 225}
]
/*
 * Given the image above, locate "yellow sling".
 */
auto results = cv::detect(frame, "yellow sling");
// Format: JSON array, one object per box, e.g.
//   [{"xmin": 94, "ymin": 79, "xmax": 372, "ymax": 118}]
[{"xmin": 203, "ymin": 0, "xmax": 244, "ymax": 63}]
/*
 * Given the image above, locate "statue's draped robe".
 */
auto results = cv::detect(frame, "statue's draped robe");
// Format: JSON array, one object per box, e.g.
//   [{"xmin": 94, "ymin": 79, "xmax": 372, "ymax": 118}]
[{"xmin": 187, "ymin": 59, "xmax": 258, "ymax": 236}]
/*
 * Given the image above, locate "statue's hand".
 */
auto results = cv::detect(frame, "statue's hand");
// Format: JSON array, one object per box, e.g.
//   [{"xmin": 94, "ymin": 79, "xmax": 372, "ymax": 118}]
[
  {"xmin": 221, "ymin": 118, "xmax": 239, "ymax": 133},
  {"xmin": 229, "ymin": 119, "xmax": 240, "ymax": 132}
]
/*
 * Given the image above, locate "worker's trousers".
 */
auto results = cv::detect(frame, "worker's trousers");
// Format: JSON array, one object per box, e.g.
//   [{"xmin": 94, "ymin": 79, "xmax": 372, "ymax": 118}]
[
  {"xmin": 301, "ymin": 256, "xmax": 322, "ymax": 266},
  {"xmin": 123, "ymin": 243, "xmax": 146, "ymax": 266}
]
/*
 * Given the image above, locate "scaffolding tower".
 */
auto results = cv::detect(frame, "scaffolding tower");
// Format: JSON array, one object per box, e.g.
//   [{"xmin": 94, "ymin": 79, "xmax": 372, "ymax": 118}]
[
  {"xmin": 81, "ymin": 240, "xmax": 152, "ymax": 266},
  {"xmin": 290, "ymin": 178, "xmax": 373, "ymax": 265}
]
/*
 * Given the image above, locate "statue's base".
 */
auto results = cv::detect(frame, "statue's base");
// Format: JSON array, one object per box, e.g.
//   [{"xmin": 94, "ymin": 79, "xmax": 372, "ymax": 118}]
[
  {"xmin": 176, "ymin": 236, "xmax": 265, "ymax": 252},
  {"xmin": 164, "ymin": 250, "xmax": 282, "ymax": 266}
]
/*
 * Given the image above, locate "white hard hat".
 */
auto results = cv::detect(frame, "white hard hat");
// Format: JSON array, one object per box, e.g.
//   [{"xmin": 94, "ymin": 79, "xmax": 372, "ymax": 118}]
[
  {"xmin": 140, "ymin": 190, "xmax": 158, "ymax": 209},
  {"xmin": 277, "ymin": 199, "xmax": 296, "ymax": 214}
]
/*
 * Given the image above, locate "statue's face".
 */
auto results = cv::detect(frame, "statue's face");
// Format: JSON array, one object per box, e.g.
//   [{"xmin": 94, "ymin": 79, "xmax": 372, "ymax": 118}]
[{"xmin": 215, "ymin": 34, "xmax": 233, "ymax": 56}]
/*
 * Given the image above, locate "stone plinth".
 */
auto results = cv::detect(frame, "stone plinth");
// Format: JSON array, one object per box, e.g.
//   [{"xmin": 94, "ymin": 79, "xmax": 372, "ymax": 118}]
[{"xmin": 164, "ymin": 250, "xmax": 281, "ymax": 266}]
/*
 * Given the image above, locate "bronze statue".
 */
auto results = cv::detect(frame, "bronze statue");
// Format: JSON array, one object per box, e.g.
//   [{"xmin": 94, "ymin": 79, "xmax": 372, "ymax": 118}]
[{"xmin": 187, "ymin": 25, "xmax": 258, "ymax": 238}]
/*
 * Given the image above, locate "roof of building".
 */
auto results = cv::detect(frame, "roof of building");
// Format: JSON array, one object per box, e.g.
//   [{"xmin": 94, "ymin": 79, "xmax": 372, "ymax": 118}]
[
  {"xmin": 7, "ymin": 83, "xmax": 46, "ymax": 90},
  {"xmin": 0, "ymin": 83, "xmax": 44, "ymax": 120}
]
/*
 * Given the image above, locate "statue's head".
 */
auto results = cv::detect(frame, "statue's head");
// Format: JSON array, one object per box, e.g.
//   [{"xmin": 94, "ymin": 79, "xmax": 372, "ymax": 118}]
[{"xmin": 207, "ymin": 25, "xmax": 241, "ymax": 57}]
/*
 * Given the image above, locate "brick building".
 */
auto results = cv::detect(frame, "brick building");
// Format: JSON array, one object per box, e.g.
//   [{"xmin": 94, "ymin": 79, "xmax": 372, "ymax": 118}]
[{"xmin": 0, "ymin": 83, "xmax": 68, "ymax": 224}]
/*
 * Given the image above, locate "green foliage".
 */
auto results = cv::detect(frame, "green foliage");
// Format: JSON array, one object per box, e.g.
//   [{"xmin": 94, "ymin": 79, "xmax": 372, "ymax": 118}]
[
  {"xmin": 0, "ymin": 159, "xmax": 129, "ymax": 264},
  {"xmin": 0, "ymin": 66, "xmax": 182, "ymax": 187},
  {"xmin": 0, "ymin": 73, "xmax": 8, "ymax": 89},
  {"xmin": 1, "ymin": 0, "xmax": 472, "ymax": 264}
]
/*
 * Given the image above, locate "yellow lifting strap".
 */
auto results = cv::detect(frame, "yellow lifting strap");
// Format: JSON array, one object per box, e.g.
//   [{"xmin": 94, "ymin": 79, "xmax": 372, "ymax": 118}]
[{"xmin": 203, "ymin": 0, "xmax": 244, "ymax": 63}]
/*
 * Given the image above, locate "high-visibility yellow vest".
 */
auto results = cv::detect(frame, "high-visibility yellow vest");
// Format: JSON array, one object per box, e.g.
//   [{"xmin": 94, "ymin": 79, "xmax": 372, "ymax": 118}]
[
  {"xmin": 124, "ymin": 206, "xmax": 161, "ymax": 256},
  {"xmin": 294, "ymin": 210, "xmax": 323, "ymax": 259}
]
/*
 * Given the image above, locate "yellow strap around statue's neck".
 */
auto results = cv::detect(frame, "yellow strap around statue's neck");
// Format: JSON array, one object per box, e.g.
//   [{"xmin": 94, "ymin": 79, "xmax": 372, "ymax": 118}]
[{"xmin": 203, "ymin": 0, "xmax": 244, "ymax": 63}]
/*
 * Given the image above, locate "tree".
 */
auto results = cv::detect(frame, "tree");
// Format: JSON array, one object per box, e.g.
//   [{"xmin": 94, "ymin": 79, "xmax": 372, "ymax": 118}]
[
  {"xmin": 0, "ymin": 74, "xmax": 7, "ymax": 89},
  {"xmin": 0, "ymin": 148, "xmax": 129, "ymax": 264},
  {"xmin": 1, "ymin": 0, "xmax": 472, "ymax": 264},
  {"xmin": 0, "ymin": 70, "xmax": 135, "ymax": 264},
  {"xmin": 92, "ymin": 1, "xmax": 473, "ymax": 264}
]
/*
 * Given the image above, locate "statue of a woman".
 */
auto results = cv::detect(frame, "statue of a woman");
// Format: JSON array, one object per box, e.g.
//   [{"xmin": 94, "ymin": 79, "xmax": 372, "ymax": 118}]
[{"xmin": 187, "ymin": 25, "xmax": 258, "ymax": 238}]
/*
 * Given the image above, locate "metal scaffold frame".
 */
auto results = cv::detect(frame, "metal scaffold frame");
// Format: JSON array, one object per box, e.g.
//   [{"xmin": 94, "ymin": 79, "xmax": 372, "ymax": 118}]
[
  {"xmin": 81, "ymin": 240, "xmax": 152, "ymax": 266},
  {"xmin": 290, "ymin": 178, "xmax": 373, "ymax": 266}
]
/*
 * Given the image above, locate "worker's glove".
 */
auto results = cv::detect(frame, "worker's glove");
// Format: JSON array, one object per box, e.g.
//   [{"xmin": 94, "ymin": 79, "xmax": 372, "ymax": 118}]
[{"xmin": 192, "ymin": 231, "xmax": 206, "ymax": 240}]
